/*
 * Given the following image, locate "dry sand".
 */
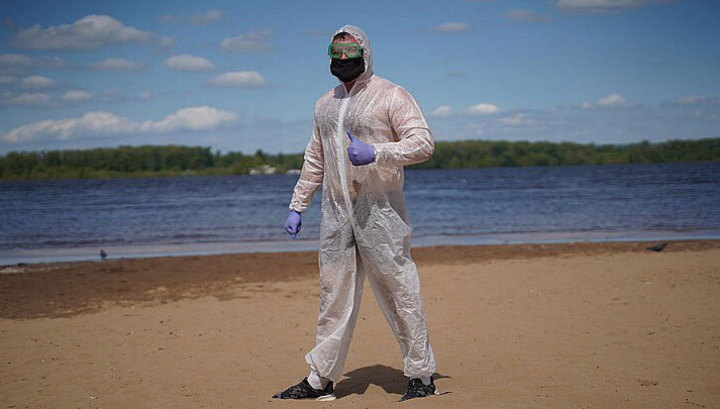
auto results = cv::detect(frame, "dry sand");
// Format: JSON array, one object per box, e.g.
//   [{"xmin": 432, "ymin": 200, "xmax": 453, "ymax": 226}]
[{"xmin": 1, "ymin": 240, "xmax": 719, "ymax": 408}]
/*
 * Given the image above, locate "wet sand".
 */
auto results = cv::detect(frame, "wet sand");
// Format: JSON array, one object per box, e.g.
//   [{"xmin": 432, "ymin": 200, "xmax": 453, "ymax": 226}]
[{"xmin": 2, "ymin": 240, "xmax": 719, "ymax": 408}]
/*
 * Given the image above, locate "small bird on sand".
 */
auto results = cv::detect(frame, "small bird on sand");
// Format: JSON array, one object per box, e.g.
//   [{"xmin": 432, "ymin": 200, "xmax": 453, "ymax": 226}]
[
  {"xmin": 100, "ymin": 249, "xmax": 107, "ymax": 260},
  {"xmin": 646, "ymin": 243, "xmax": 667, "ymax": 252}
]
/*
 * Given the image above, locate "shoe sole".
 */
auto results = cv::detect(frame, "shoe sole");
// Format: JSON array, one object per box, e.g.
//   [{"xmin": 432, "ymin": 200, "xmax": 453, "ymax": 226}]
[{"xmin": 316, "ymin": 394, "xmax": 336, "ymax": 401}]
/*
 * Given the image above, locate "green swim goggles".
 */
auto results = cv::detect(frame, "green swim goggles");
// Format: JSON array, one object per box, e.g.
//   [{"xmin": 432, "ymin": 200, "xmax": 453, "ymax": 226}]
[{"xmin": 328, "ymin": 43, "xmax": 363, "ymax": 59}]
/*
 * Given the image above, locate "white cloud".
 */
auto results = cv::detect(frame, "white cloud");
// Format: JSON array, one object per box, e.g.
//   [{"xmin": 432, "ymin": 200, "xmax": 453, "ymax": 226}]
[
  {"xmin": 136, "ymin": 91, "xmax": 153, "ymax": 101},
  {"xmin": 9, "ymin": 14, "xmax": 173, "ymax": 51},
  {"xmin": 2, "ymin": 106, "xmax": 238, "ymax": 143},
  {"xmin": 1, "ymin": 89, "xmax": 93, "ymax": 107},
  {"xmin": 506, "ymin": 9, "xmax": 554, "ymax": 22},
  {"xmin": 90, "ymin": 57, "xmax": 145, "ymax": 71},
  {"xmin": 139, "ymin": 106, "xmax": 238, "ymax": 133},
  {"xmin": 430, "ymin": 105, "xmax": 454, "ymax": 117},
  {"xmin": 221, "ymin": 30, "xmax": 272, "ymax": 52},
  {"xmin": 466, "ymin": 103, "xmax": 501, "ymax": 115},
  {"xmin": 582, "ymin": 93, "xmax": 632, "ymax": 109},
  {"xmin": 673, "ymin": 95, "xmax": 720, "ymax": 105},
  {"xmin": 434, "ymin": 22, "xmax": 470, "ymax": 33},
  {"xmin": 165, "ymin": 54, "xmax": 216, "ymax": 71},
  {"xmin": 0, "ymin": 54, "xmax": 33, "ymax": 69},
  {"xmin": 0, "ymin": 53, "xmax": 69, "ymax": 73},
  {"xmin": 158, "ymin": 37, "xmax": 175, "ymax": 48},
  {"xmin": 161, "ymin": 9, "xmax": 222, "ymax": 25},
  {"xmin": 2, "ymin": 92, "xmax": 52, "ymax": 106},
  {"xmin": 499, "ymin": 113, "xmax": 533, "ymax": 126},
  {"xmin": 208, "ymin": 71, "xmax": 267, "ymax": 87},
  {"xmin": 20, "ymin": 75, "xmax": 55, "ymax": 89},
  {"xmin": 2, "ymin": 111, "xmax": 137, "ymax": 142},
  {"xmin": 191, "ymin": 9, "xmax": 222, "ymax": 25},
  {"xmin": 61, "ymin": 90, "xmax": 92, "ymax": 102},
  {"xmin": 555, "ymin": 0, "xmax": 676, "ymax": 14},
  {"xmin": 598, "ymin": 93, "xmax": 629, "ymax": 107}
]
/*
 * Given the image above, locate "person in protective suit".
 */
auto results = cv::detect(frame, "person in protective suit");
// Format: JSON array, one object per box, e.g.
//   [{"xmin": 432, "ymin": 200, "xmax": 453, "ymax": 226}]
[{"xmin": 273, "ymin": 25, "xmax": 437, "ymax": 402}]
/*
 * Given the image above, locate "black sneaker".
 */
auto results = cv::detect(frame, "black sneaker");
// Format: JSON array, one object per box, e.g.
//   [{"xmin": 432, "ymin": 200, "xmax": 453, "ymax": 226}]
[
  {"xmin": 272, "ymin": 377, "xmax": 336, "ymax": 401},
  {"xmin": 399, "ymin": 377, "xmax": 437, "ymax": 402}
]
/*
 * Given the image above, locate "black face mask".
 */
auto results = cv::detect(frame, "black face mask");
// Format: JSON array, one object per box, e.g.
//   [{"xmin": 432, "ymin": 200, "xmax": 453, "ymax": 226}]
[{"xmin": 331, "ymin": 58, "xmax": 365, "ymax": 83}]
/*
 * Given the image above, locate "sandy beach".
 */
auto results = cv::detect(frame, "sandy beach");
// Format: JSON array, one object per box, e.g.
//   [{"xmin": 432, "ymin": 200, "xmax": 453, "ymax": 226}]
[{"xmin": 2, "ymin": 240, "xmax": 719, "ymax": 408}]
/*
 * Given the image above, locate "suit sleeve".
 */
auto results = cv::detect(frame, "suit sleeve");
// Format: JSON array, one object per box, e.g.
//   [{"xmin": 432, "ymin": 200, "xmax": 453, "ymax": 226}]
[
  {"xmin": 289, "ymin": 116, "xmax": 324, "ymax": 213},
  {"xmin": 373, "ymin": 86, "xmax": 434, "ymax": 167}
]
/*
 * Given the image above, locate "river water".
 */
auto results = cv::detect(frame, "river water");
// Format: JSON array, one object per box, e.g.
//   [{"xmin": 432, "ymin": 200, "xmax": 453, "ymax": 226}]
[{"xmin": 1, "ymin": 162, "xmax": 718, "ymax": 264}]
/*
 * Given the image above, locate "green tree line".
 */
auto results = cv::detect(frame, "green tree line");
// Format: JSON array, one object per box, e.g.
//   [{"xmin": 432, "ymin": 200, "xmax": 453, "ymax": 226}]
[
  {"xmin": 0, "ymin": 138, "xmax": 718, "ymax": 181},
  {"xmin": 0, "ymin": 145, "xmax": 303, "ymax": 180},
  {"xmin": 412, "ymin": 138, "xmax": 720, "ymax": 169}
]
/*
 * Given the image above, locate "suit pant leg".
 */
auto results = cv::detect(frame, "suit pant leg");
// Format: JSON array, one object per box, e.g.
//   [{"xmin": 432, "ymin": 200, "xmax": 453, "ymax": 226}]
[{"xmin": 305, "ymin": 221, "xmax": 365, "ymax": 382}]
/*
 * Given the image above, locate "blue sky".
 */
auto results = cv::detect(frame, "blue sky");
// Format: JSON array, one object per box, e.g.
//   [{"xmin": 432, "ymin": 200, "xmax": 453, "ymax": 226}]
[{"xmin": 0, "ymin": 0, "xmax": 718, "ymax": 155}]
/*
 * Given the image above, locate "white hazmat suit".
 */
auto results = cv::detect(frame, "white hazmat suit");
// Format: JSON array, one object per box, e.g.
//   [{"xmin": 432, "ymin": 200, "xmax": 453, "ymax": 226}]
[{"xmin": 289, "ymin": 25, "xmax": 436, "ymax": 382}]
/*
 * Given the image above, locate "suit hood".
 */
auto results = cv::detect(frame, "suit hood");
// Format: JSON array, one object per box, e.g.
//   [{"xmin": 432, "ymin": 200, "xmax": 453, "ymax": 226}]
[{"xmin": 332, "ymin": 24, "xmax": 373, "ymax": 86}]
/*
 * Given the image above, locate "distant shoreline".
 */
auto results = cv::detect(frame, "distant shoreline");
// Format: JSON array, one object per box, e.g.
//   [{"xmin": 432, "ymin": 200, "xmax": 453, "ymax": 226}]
[
  {"xmin": 3, "ymin": 229, "xmax": 719, "ymax": 266},
  {"xmin": 1, "ymin": 138, "xmax": 718, "ymax": 181}
]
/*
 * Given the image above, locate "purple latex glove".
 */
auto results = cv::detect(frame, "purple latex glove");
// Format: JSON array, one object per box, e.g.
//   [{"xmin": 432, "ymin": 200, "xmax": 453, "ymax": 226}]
[
  {"xmin": 347, "ymin": 131, "xmax": 375, "ymax": 166},
  {"xmin": 283, "ymin": 210, "xmax": 302, "ymax": 238}
]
